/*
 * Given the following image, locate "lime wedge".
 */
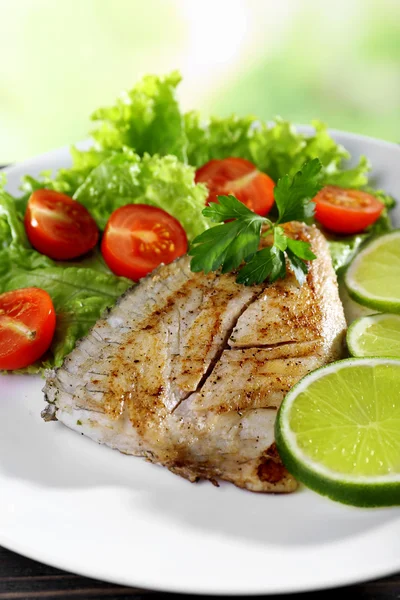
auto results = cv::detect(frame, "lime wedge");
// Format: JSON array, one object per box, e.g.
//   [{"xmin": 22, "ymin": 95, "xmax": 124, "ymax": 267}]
[
  {"xmin": 347, "ymin": 313, "xmax": 400, "ymax": 358},
  {"xmin": 344, "ymin": 230, "xmax": 400, "ymax": 313},
  {"xmin": 275, "ymin": 358, "xmax": 400, "ymax": 507}
]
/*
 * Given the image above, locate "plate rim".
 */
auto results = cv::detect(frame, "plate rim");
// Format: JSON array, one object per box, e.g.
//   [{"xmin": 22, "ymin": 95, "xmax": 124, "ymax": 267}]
[{"xmin": 1, "ymin": 526, "xmax": 400, "ymax": 597}]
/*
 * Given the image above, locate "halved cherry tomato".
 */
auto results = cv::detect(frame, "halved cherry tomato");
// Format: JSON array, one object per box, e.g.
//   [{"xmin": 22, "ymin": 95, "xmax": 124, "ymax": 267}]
[
  {"xmin": 25, "ymin": 189, "xmax": 99, "ymax": 260},
  {"xmin": 0, "ymin": 288, "xmax": 56, "ymax": 370},
  {"xmin": 314, "ymin": 186, "xmax": 384, "ymax": 234},
  {"xmin": 101, "ymin": 204, "xmax": 188, "ymax": 281},
  {"xmin": 195, "ymin": 157, "xmax": 275, "ymax": 216}
]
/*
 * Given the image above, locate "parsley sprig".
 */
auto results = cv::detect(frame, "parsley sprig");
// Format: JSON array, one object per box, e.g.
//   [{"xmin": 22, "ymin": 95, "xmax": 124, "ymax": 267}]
[{"xmin": 189, "ymin": 159, "xmax": 323, "ymax": 286}]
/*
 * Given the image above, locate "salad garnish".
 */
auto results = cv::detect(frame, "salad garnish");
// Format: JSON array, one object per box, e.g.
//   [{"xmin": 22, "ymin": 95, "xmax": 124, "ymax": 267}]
[
  {"xmin": 190, "ymin": 159, "xmax": 322, "ymax": 286},
  {"xmin": 0, "ymin": 71, "xmax": 396, "ymax": 371}
]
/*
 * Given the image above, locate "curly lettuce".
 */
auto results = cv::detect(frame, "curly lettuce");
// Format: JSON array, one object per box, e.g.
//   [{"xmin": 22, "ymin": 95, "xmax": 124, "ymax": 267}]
[
  {"xmin": 18, "ymin": 147, "xmax": 111, "ymax": 213},
  {"xmin": 90, "ymin": 73, "xmax": 372, "ymax": 189},
  {"xmin": 73, "ymin": 150, "xmax": 209, "ymax": 239},
  {"xmin": 21, "ymin": 72, "xmax": 389, "ymax": 232},
  {"xmin": 6, "ymin": 70, "xmax": 396, "ymax": 286},
  {"xmin": 91, "ymin": 71, "xmax": 187, "ymax": 162},
  {"xmin": 185, "ymin": 115, "xmax": 376, "ymax": 192},
  {"xmin": 0, "ymin": 179, "xmax": 30, "ymax": 249}
]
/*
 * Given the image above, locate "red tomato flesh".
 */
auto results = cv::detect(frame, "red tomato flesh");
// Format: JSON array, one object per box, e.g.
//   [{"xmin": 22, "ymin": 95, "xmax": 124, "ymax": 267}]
[
  {"xmin": 25, "ymin": 189, "xmax": 99, "ymax": 260},
  {"xmin": 101, "ymin": 204, "xmax": 188, "ymax": 281},
  {"xmin": 314, "ymin": 186, "xmax": 384, "ymax": 234},
  {"xmin": 195, "ymin": 157, "xmax": 275, "ymax": 216},
  {"xmin": 0, "ymin": 288, "xmax": 56, "ymax": 370}
]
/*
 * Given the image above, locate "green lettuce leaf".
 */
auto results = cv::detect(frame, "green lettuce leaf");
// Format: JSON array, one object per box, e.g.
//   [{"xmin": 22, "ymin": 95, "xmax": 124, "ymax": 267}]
[
  {"xmin": 0, "ymin": 182, "xmax": 30, "ymax": 248},
  {"xmin": 364, "ymin": 186, "xmax": 396, "ymax": 210},
  {"xmin": 324, "ymin": 156, "xmax": 370, "ymax": 188},
  {"xmin": 18, "ymin": 147, "xmax": 111, "ymax": 213},
  {"xmin": 73, "ymin": 150, "xmax": 209, "ymax": 239},
  {"xmin": 328, "ymin": 235, "xmax": 366, "ymax": 273},
  {"xmin": 91, "ymin": 71, "xmax": 187, "ymax": 162},
  {"xmin": 16, "ymin": 72, "xmax": 187, "ymax": 203},
  {"xmin": 185, "ymin": 115, "xmax": 369, "ymax": 187},
  {"xmin": 184, "ymin": 111, "xmax": 259, "ymax": 167}
]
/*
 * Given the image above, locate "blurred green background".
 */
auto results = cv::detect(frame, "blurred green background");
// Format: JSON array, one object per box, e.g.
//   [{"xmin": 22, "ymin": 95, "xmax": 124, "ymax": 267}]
[{"xmin": 1, "ymin": 0, "xmax": 399, "ymax": 163}]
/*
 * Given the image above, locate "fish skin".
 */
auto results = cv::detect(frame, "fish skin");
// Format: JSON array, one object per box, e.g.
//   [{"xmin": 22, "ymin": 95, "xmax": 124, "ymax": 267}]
[{"xmin": 43, "ymin": 222, "xmax": 346, "ymax": 493}]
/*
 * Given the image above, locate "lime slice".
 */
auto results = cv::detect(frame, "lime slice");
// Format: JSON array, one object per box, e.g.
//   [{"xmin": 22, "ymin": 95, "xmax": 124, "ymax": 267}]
[
  {"xmin": 348, "ymin": 313, "xmax": 400, "ymax": 358},
  {"xmin": 344, "ymin": 230, "xmax": 400, "ymax": 313},
  {"xmin": 275, "ymin": 358, "xmax": 400, "ymax": 507}
]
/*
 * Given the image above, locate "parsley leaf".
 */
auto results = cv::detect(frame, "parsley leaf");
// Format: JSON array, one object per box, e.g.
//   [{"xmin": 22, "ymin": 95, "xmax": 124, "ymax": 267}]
[
  {"xmin": 286, "ymin": 237, "xmax": 316, "ymax": 260},
  {"xmin": 189, "ymin": 195, "xmax": 264, "ymax": 273},
  {"xmin": 190, "ymin": 160, "xmax": 322, "ymax": 286},
  {"xmin": 273, "ymin": 226, "xmax": 288, "ymax": 252},
  {"xmin": 202, "ymin": 193, "xmax": 260, "ymax": 222},
  {"xmin": 286, "ymin": 248, "xmax": 309, "ymax": 285},
  {"xmin": 275, "ymin": 158, "xmax": 323, "ymax": 224},
  {"xmin": 269, "ymin": 248, "xmax": 287, "ymax": 281},
  {"xmin": 189, "ymin": 220, "xmax": 242, "ymax": 274},
  {"xmin": 236, "ymin": 246, "xmax": 287, "ymax": 285}
]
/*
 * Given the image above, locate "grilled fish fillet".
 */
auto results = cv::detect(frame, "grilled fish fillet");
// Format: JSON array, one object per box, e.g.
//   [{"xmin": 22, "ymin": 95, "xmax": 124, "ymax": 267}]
[{"xmin": 43, "ymin": 222, "xmax": 346, "ymax": 492}]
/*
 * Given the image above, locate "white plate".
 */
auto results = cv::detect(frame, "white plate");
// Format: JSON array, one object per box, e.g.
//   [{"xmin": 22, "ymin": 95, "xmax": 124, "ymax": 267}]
[{"xmin": 1, "ymin": 130, "xmax": 400, "ymax": 596}]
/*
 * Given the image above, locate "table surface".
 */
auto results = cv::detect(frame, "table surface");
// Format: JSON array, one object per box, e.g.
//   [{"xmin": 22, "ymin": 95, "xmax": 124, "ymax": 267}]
[
  {"xmin": 0, "ymin": 166, "xmax": 399, "ymax": 600},
  {"xmin": 0, "ymin": 545, "xmax": 399, "ymax": 599}
]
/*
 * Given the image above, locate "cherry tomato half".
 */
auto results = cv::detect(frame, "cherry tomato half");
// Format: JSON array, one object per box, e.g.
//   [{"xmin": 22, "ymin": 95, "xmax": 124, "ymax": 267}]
[
  {"xmin": 25, "ymin": 189, "xmax": 99, "ymax": 260},
  {"xmin": 101, "ymin": 204, "xmax": 188, "ymax": 281},
  {"xmin": 314, "ymin": 186, "xmax": 384, "ymax": 234},
  {"xmin": 0, "ymin": 288, "xmax": 56, "ymax": 370},
  {"xmin": 195, "ymin": 157, "xmax": 275, "ymax": 216}
]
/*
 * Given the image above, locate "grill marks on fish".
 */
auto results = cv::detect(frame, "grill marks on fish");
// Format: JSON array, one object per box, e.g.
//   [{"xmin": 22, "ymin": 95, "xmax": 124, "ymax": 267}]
[
  {"xmin": 44, "ymin": 222, "xmax": 346, "ymax": 493},
  {"xmin": 230, "ymin": 225, "xmax": 336, "ymax": 349},
  {"xmin": 182, "ymin": 342, "xmax": 324, "ymax": 415},
  {"xmin": 98, "ymin": 270, "xmax": 261, "ymax": 423}
]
